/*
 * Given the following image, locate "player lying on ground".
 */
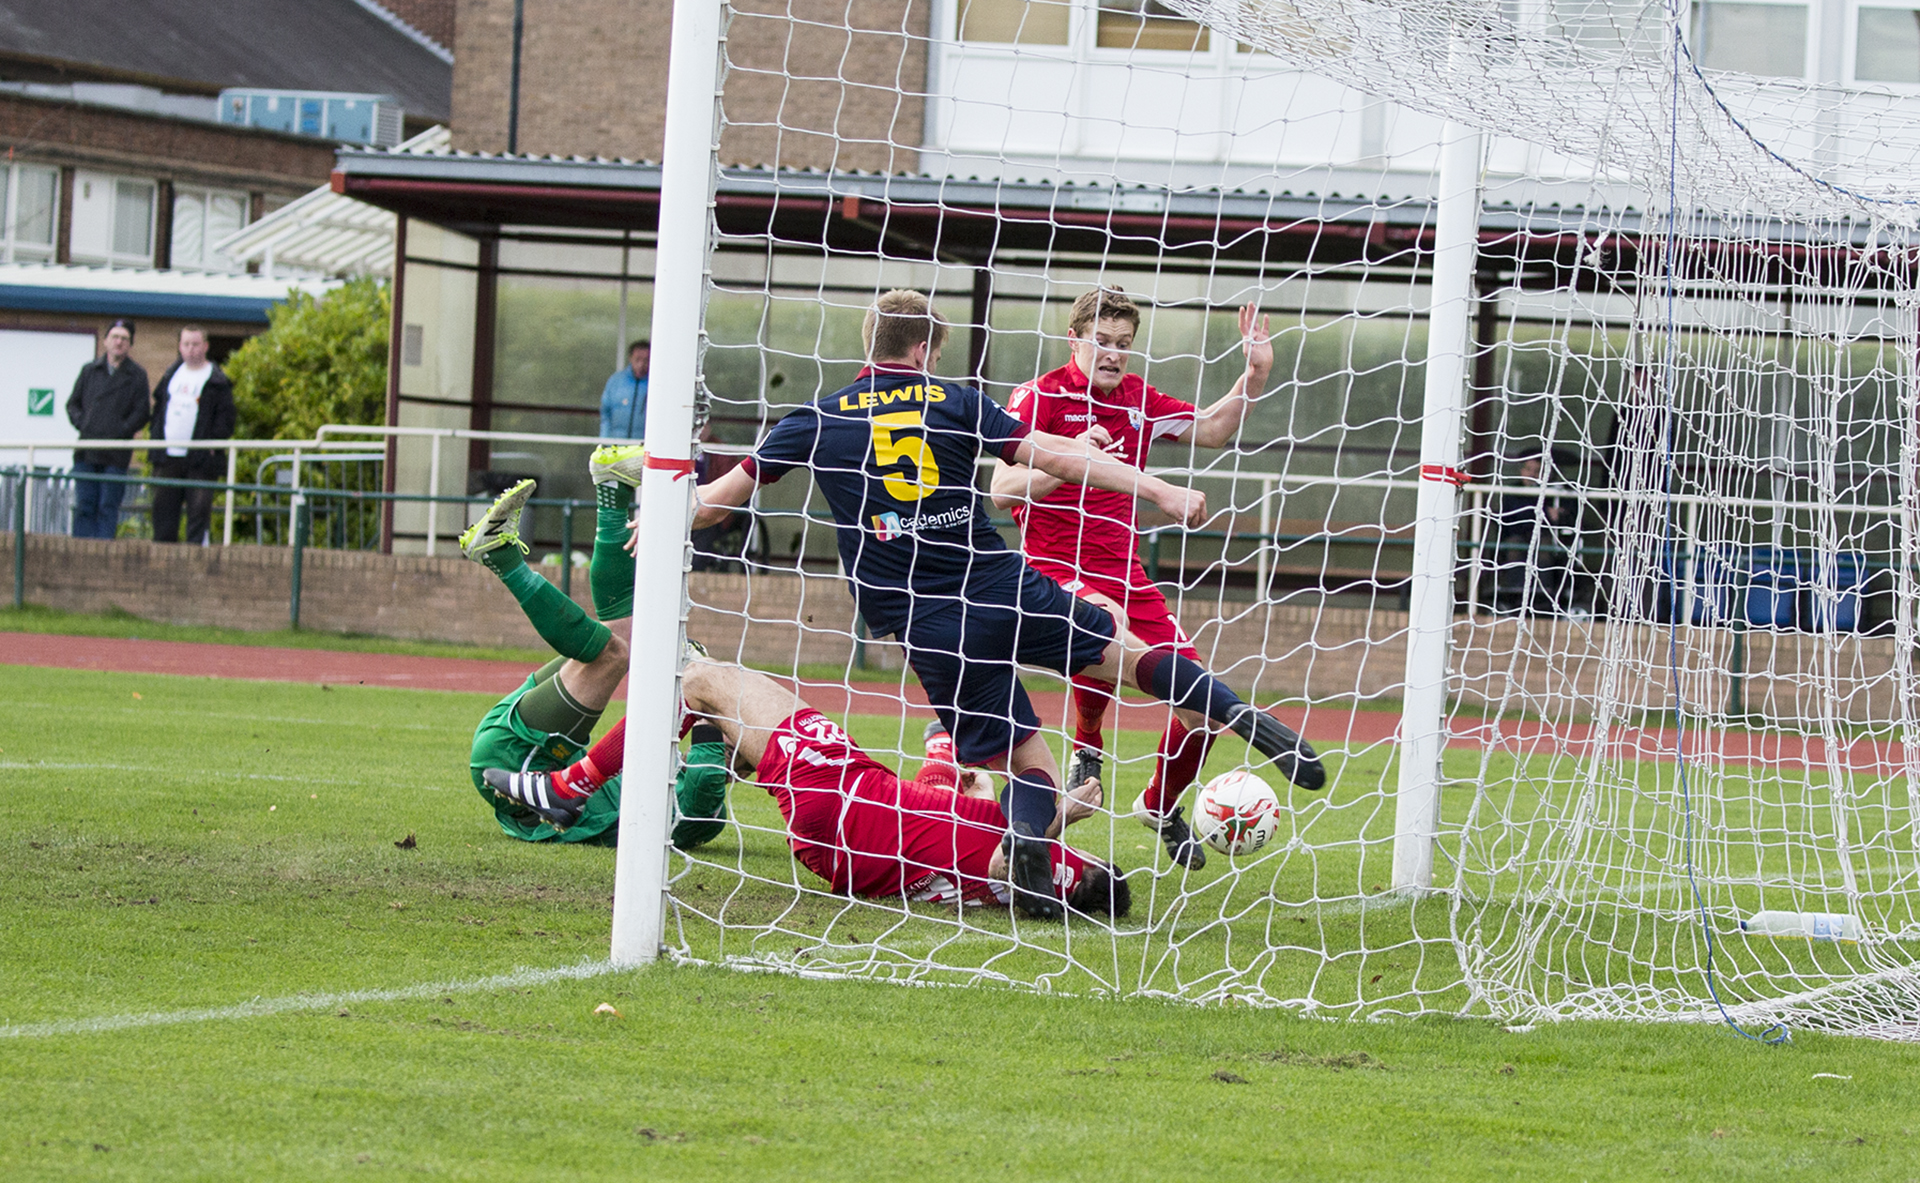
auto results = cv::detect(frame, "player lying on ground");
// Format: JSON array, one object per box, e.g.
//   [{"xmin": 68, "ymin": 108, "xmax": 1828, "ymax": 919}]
[
  {"xmin": 692, "ymin": 289, "xmax": 1322, "ymax": 918},
  {"xmin": 487, "ymin": 660, "xmax": 1129, "ymax": 917},
  {"xmin": 458, "ymin": 447, "xmax": 728, "ymax": 849},
  {"xmin": 991, "ymin": 287, "xmax": 1272, "ymax": 870}
]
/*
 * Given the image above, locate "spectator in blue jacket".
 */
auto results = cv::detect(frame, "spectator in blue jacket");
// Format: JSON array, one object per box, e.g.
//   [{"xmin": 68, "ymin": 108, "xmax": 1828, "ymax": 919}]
[{"xmin": 600, "ymin": 340, "xmax": 649, "ymax": 439}]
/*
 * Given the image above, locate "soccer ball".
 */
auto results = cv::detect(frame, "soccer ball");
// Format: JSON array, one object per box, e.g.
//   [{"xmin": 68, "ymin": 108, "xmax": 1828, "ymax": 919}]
[{"xmin": 1192, "ymin": 770, "xmax": 1281, "ymax": 857}]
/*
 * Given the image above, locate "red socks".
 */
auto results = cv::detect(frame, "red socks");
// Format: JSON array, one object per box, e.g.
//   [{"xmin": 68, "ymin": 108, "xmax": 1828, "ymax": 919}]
[
  {"xmin": 1070, "ymin": 677, "xmax": 1112, "ymax": 751},
  {"xmin": 550, "ymin": 718, "xmax": 626, "ymax": 800},
  {"xmin": 912, "ymin": 761, "xmax": 960, "ymax": 793},
  {"xmin": 1142, "ymin": 718, "xmax": 1214, "ymax": 818},
  {"xmin": 921, "ymin": 723, "xmax": 960, "ymax": 786}
]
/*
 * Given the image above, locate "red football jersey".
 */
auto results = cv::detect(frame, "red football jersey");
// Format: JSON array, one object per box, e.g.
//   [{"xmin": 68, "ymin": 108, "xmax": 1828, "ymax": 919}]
[
  {"xmin": 754, "ymin": 709, "xmax": 1090, "ymax": 904},
  {"xmin": 1007, "ymin": 359, "xmax": 1196, "ymax": 589}
]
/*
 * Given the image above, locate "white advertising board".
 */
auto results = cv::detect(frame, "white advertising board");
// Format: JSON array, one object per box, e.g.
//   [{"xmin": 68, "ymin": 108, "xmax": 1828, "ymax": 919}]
[{"xmin": 0, "ymin": 329, "xmax": 99, "ymax": 470}]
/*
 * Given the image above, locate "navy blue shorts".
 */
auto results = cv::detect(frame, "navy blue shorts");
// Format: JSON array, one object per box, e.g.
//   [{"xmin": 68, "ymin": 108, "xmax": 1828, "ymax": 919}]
[{"xmin": 899, "ymin": 563, "xmax": 1117, "ymax": 767}]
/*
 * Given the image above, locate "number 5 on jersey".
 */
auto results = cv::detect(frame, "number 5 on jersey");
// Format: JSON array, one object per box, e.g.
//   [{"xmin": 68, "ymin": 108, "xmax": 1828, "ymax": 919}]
[{"xmin": 870, "ymin": 411, "xmax": 942, "ymax": 502}]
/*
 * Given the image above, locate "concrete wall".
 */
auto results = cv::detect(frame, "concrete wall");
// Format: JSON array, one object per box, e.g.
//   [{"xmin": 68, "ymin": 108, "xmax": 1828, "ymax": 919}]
[{"xmin": 5, "ymin": 534, "xmax": 1908, "ymax": 725}]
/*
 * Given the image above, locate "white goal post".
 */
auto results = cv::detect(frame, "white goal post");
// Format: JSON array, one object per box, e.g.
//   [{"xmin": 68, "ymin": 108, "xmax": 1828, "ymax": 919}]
[
  {"xmin": 609, "ymin": 0, "xmax": 725, "ymax": 967},
  {"xmin": 606, "ymin": 0, "xmax": 1920, "ymax": 1039},
  {"xmin": 1393, "ymin": 117, "xmax": 1484, "ymax": 895}
]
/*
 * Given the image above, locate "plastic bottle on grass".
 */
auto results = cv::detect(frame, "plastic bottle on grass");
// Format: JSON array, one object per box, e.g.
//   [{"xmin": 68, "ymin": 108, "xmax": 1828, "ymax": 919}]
[{"xmin": 1739, "ymin": 911, "xmax": 1865, "ymax": 942}]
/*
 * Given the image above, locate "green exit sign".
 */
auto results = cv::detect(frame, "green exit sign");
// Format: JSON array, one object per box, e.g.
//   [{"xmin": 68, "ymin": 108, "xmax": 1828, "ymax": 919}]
[{"xmin": 27, "ymin": 388, "xmax": 54, "ymax": 416}]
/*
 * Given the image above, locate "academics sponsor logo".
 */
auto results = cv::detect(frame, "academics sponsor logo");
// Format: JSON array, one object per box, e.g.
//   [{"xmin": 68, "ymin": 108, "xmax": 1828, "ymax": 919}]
[{"xmin": 869, "ymin": 505, "xmax": 974, "ymax": 540}]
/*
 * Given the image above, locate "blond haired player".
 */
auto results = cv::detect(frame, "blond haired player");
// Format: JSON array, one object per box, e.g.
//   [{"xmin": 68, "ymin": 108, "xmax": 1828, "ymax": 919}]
[{"xmin": 991, "ymin": 288, "xmax": 1297, "ymax": 870}]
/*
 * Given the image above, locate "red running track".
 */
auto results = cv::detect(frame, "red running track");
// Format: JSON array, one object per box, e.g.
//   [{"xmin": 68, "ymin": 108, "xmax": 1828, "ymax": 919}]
[
  {"xmin": 3, "ymin": 632, "xmax": 544, "ymax": 695},
  {"xmin": 4, "ymin": 633, "xmax": 1903, "ymax": 773}
]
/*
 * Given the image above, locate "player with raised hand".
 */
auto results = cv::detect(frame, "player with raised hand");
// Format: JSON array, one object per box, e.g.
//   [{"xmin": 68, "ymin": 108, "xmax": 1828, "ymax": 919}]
[
  {"xmin": 693, "ymin": 289, "xmax": 1322, "ymax": 919},
  {"xmin": 990, "ymin": 288, "xmax": 1278, "ymax": 870}
]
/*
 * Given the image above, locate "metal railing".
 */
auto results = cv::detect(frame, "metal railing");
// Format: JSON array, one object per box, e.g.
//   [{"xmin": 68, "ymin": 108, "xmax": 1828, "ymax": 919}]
[
  {"xmin": 1, "ymin": 424, "xmax": 639, "ymax": 556},
  {"xmin": 1, "ymin": 465, "xmax": 597, "ymax": 621},
  {"xmin": 6, "ymin": 429, "xmax": 1905, "ymax": 630}
]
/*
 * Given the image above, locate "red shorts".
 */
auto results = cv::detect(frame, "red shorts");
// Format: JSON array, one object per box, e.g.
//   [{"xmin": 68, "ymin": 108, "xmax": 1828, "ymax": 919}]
[{"xmin": 1027, "ymin": 556, "xmax": 1197, "ymax": 661}]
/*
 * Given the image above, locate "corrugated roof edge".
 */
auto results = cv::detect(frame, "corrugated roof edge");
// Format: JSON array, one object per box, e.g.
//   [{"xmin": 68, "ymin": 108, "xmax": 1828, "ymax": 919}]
[
  {"xmin": 335, "ymin": 146, "xmax": 1615, "ymax": 229},
  {"xmin": 0, "ymin": 262, "xmax": 340, "ymax": 323},
  {"xmin": 0, "ymin": 261, "xmax": 340, "ymax": 295},
  {"xmin": 337, "ymin": 144, "xmax": 1909, "ymax": 242}
]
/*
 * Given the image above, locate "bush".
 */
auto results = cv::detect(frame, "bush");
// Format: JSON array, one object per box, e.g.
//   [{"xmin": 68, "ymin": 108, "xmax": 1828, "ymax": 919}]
[
  {"xmin": 227, "ymin": 276, "xmax": 390, "ymax": 443},
  {"xmin": 223, "ymin": 276, "xmax": 390, "ymax": 545}
]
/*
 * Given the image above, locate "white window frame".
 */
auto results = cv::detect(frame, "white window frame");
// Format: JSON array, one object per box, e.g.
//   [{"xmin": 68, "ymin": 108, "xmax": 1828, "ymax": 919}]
[
  {"xmin": 170, "ymin": 184, "xmax": 254, "ymax": 273},
  {"xmin": 940, "ymin": 0, "xmax": 1274, "ymax": 68},
  {"xmin": 1086, "ymin": 0, "xmax": 1219, "ymax": 60},
  {"xmin": 1688, "ymin": 0, "xmax": 1816, "ymax": 80},
  {"xmin": 108, "ymin": 178, "xmax": 157, "ymax": 266},
  {"xmin": 0, "ymin": 164, "xmax": 60, "ymax": 264},
  {"xmin": 950, "ymin": 0, "xmax": 1077, "ymax": 51},
  {"xmin": 69, "ymin": 172, "xmax": 158, "ymax": 269},
  {"xmin": 1847, "ymin": 0, "xmax": 1920, "ymax": 88}
]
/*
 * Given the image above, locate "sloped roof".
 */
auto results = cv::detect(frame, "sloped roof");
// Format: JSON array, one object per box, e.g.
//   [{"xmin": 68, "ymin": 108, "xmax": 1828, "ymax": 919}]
[
  {"xmin": 0, "ymin": 0, "xmax": 451, "ymax": 119},
  {"xmin": 217, "ymin": 127, "xmax": 451, "ymax": 278}
]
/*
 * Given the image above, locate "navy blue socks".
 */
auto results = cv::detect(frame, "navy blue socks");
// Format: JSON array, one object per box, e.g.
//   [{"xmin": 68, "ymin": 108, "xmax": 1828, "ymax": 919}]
[
  {"xmin": 1133, "ymin": 649, "xmax": 1248, "ymax": 730},
  {"xmin": 1001, "ymin": 768, "xmax": 1058, "ymax": 837}
]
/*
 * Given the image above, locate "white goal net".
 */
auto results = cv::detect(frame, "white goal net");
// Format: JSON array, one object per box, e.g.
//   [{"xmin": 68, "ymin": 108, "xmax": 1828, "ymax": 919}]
[{"xmin": 619, "ymin": 0, "xmax": 1920, "ymax": 1039}]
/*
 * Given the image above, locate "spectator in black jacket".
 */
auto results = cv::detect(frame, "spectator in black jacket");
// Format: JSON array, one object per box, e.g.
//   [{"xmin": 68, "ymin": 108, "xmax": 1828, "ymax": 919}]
[
  {"xmin": 148, "ymin": 326, "xmax": 237, "ymax": 545},
  {"xmin": 65, "ymin": 319, "xmax": 150, "ymax": 538}
]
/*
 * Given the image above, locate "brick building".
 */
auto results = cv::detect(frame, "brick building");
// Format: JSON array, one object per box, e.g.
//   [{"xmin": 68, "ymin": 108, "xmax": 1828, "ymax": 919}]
[
  {"xmin": 324, "ymin": 0, "xmax": 940, "ymax": 555},
  {"xmin": 0, "ymin": 0, "xmax": 452, "ymax": 274},
  {"xmin": 449, "ymin": 0, "xmax": 927, "ymax": 173},
  {"xmin": 0, "ymin": 1, "xmax": 452, "ymax": 498}
]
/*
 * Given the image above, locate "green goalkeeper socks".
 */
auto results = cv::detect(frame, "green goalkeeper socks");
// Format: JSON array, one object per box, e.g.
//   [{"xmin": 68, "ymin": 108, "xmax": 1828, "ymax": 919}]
[
  {"xmin": 671, "ymin": 726, "xmax": 731, "ymax": 850},
  {"xmin": 512, "ymin": 675, "xmax": 606, "ymax": 757},
  {"xmin": 591, "ymin": 480, "xmax": 637, "ymax": 623},
  {"xmin": 483, "ymin": 542, "xmax": 612, "ymax": 663}
]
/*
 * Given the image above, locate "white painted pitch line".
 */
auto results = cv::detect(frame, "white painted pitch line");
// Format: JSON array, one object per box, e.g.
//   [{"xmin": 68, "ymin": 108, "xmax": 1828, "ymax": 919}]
[
  {"xmin": 0, "ymin": 960, "xmax": 622, "ymax": 1040},
  {"xmin": 1, "ymin": 700, "xmax": 442, "ymax": 730},
  {"xmin": 0, "ymin": 760, "xmax": 461, "ymax": 791},
  {"xmin": 0, "ymin": 760, "xmax": 374, "ymax": 787}
]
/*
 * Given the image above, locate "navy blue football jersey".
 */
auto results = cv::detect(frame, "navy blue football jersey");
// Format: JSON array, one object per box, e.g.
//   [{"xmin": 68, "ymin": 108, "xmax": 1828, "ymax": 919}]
[{"xmin": 745, "ymin": 367, "xmax": 1032, "ymax": 632}]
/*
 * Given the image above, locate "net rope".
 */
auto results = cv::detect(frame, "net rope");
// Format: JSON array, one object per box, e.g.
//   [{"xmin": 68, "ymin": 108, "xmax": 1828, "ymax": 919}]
[{"xmin": 646, "ymin": 0, "xmax": 1920, "ymax": 1038}]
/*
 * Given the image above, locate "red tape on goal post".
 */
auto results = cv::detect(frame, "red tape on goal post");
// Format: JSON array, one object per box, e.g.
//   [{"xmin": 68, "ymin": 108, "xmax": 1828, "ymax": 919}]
[
  {"xmin": 1419, "ymin": 464, "xmax": 1472, "ymax": 487},
  {"xmin": 646, "ymin": 454, "xmax": 697, "ymax": 480}
]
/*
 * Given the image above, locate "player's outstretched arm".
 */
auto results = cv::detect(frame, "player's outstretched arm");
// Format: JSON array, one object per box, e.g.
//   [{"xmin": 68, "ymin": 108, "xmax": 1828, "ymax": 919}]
[
  {"xmin": 988, "ymin": 424, "xmax": 1116, "ymax": 509},
  {"xmin": 1185, "ymin": 303, "xmax": 1272, "ymax": 450},
  {"xmin": 1013, "ymin": 431, "xmax": 1207, "ymax": 527},
  {"xmin": 689, "ymin": 464, "xmax": 756, "ymax": 530},
  {"xmin": 988, "ymin": 460, "xmax": 1054, "ymax": 510}
]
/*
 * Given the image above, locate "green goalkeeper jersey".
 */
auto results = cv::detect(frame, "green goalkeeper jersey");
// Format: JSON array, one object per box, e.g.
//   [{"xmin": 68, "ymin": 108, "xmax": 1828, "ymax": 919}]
[{"xmin": 469, "ymin": 673, "xmax": 730, "ymax": 847}]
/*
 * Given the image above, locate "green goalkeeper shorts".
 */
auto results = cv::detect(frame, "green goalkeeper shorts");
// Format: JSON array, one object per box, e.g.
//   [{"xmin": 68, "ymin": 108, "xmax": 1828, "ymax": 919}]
[{"xmin": 468, "ymin": 673, "xmax": 621, "ymax": 846}]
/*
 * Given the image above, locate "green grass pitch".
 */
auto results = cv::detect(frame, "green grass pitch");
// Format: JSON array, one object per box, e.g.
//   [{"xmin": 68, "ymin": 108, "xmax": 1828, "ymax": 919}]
[{"xmin": 3, "ymin": 661, "xmax": 1918, "ymax": 1180}]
